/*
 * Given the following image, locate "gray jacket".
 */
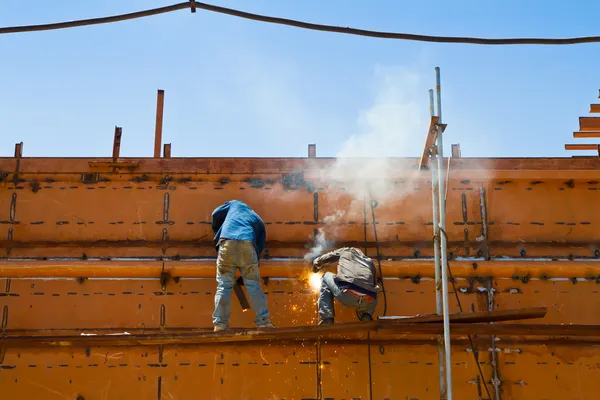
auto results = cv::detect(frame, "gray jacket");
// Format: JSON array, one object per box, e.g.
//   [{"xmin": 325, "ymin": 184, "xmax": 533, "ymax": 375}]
[{"xmin": 313, "ymin": 247, "xmax": 380, "ymax": 293}]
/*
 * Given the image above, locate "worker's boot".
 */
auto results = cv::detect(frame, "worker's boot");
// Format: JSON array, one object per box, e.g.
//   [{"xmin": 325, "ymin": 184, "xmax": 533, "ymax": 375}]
[
  {"xmin": 359, "ymin": 313, "xmax": 373, "ymax": 322},
  {"xmin": 318, "ymin": 318, "xmax": 334, "ymax": 326},
  {"xmin": 214, "ymin": 325, "xmax": 228, "ymax": 332},
  {"xmin": 257, "ymin": 321, "xmax": 275, "ymax": 328}
]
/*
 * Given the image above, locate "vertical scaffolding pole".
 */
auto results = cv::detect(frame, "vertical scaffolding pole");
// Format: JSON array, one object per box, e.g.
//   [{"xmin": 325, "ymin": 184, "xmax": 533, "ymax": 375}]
[
  {"xmin": 435, "ymin": 66, "xmax": 453, "ymax": 399},
  {"xmin": 430, "ymin": 88, "xmax": 446, "ymax": 398}
]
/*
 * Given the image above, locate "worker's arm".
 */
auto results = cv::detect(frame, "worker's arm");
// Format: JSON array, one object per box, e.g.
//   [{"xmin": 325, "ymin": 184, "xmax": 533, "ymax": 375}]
[
  {"xmin": 255, "ymin": 222, "xmax": 266, "ymax": 258},
  {"xmin": 211, "ymin": 201, "xmax": 231, "ymax": 233},
  {"xmin": 312, "ymin": 248, "xmax": 343, "ymax": 272}
]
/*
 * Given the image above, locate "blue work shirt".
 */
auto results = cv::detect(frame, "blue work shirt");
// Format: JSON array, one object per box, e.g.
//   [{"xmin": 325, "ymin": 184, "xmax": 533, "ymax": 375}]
[{"xmin": 211, "ymin": 200, "xmax": 266, "ymax": 256}]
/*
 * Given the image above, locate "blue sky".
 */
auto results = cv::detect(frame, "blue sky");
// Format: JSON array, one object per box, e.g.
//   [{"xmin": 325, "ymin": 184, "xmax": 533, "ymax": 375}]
[{"xmin": 1, "ymin": 0, "xmax": 599, "ymax": 158}]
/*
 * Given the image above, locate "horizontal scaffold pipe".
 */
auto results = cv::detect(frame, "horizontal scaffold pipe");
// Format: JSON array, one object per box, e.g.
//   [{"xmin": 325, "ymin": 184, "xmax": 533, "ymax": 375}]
[{"xmin": 1, "ymin": 260, "xmax": 600, "ymax": 279}]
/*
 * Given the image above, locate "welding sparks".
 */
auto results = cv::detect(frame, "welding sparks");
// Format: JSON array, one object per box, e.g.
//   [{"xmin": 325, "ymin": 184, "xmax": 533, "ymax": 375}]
[{"xmin": 309, "ymin": 272, "xmax": 322, "ymax": 292}]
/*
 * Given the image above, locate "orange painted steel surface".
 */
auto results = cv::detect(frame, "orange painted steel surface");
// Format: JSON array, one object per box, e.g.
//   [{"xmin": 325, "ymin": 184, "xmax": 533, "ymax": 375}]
[
  {"xmin": 573, "ymin": 131, "xmax": 600, "ymax": 138},
  {"xmin": 579, "ymin": 116, "xmax": 600, "ymax": 130},
  {"xmin": 3, "ymin": 156, "xmax": 600, "ymax": 398},
  {"xmin": 565, "ymin": 143, "xmax": 600, "ymax": 151},
  {"xmin": 4, "ymin": 259, "xmax": 600, "ymax": 278},
  {"xmin": 3, "ymin": 157, "xmax": 600, "ymax": 259}
]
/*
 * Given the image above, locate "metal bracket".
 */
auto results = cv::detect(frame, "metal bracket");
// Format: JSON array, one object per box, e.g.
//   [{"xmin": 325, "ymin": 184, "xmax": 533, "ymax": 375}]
[
  {"xmin": 160, "ymin": 270, "xmax": 170, "ymax": 291},
  {"xmin": 419, "ymin": 117, "xmax": 447, "ymax": 170}
]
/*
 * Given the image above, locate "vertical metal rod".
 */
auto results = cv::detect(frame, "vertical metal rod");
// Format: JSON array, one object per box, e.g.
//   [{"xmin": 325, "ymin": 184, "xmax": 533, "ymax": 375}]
[
  {"xmin": 488, "ymin": 278, "xmax": 502, "ymax": 400},
  {"xmin": 14, "ymin": 142, "xmax": 23, "ymax": 158},
  {"xmin": 430, "ymin": 88, "xmax": 446, "ymax": 397},
  {"xmin": 163, "ymin": 143, "xmax": 172, "ymax": 158},
  {"xmin": 429, "ymin": 89, "xmax": 435, "ymax": 118},
  {"xmin": 480, "ymin": 187, "xmax": 490, "ymax": 260},
  {"xmin": 154, "ymin": 89, "xmax": 165, "ymax": 158},
  {"xmin": 112, "ymin": 126, "xmax": 122, "ymax": 162},
  {"xmin": 432, "ymin": 155, "xmax": 446, "ymax": 397},
  {"xmin": 435, "ymin": 66, "xmax": 453, "ymax": 399},
  {"xmin": 436, "ymin": 68, "xmax": 442, "ymax": 123}
]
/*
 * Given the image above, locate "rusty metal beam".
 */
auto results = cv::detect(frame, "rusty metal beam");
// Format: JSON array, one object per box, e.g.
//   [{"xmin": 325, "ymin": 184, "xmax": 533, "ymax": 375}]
[
  {"xmin": 573, "ymin": 131, "xmax": 600, "ymax": 138},
  {"xmin": 7, "ymin": 324, "xmax": 597, "ymax": 340},
  {"xmin": 112, "ymin": 126, "xmax": 122, "ymax": 161},
  {"xmin": 580, "ymin": 116, "xmax": 600, "ymax": 131},
  {"xmin": 591, "ymin": 104, "xmax": 600, "ymax": 113},
  {"xmin": 14, "ymin": 142, "xmax": 23, "ymax": 158},
  {"xmin": 2, "ymin": 332, "xmax": 600, "ymax": 348},
  {"xmin": 154, "ymin": 89, "xmax": 165, "ymax": 158},
  {"xmin": 4, "ymin": 157, "xmax": 600, "ymax": 178},
  {"xmin": 565, "ymin": 144, "xmax": 600, "ymax": 151},
  {"xmin": 0, "ymin": 308, "xmax": 547, "ymax": 348},
  {"xmin": 163, "ymin": 143, "xmax": 171, "ymax": 158}
]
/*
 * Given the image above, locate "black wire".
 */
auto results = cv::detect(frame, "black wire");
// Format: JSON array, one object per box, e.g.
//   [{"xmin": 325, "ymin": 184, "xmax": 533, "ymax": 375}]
[
  {"xmin": 367, "ymin": 332, "xmax": 373, "ymax": 400},
  {"xmin": 363, "ymin": 197, "xmax": 368, "ymax": 255},
  {"xmin": 362, "ymin": 197, "xmax": 374, "ymax": 400},
  {"xmin": 358, "ymin": 197, "xmax": 369, "ymax": 321},
  {"xmin": 438, "ymin": 228, "xmax": 493, "ymax": 400},
  {"xmin": 3, "ymin": 1, "xmax": 600, "ymax": 46},
  {"xmin": 368, "ymin": 190, "xmax": 387, "ymax": 317},
  {"xmin": 316, "ymin": 341, "xmax": 323, "ymax": 399}
]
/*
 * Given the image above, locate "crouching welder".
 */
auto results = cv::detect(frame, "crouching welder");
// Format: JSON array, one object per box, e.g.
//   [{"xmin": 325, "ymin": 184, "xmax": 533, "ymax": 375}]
[
  {"xmin": 312, "ymin": 247, "xmax": 379, "ymax": 324},
  {"xmin": 211, "ymin": 200, "xmax": 274, "ymax": 332}
]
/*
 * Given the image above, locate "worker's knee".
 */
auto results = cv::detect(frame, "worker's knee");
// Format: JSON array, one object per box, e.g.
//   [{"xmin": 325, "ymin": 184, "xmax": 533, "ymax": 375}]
[
  {"xmin": 243, "ymin": 278, "xmax": 262, "ymax": 293},
  {"xmin": 216, "ymin": 276, "xmax": 234, "ymax": 291}
]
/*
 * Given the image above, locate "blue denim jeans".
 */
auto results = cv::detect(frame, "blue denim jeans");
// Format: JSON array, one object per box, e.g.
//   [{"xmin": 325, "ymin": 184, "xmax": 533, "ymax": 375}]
[
  {"xmin": 213, "ymin": 240, "xmax": 270, "ymax": 328},
  {"xmin": 318, "ymin": 272, "xmax": 378, "ymax": 321}
]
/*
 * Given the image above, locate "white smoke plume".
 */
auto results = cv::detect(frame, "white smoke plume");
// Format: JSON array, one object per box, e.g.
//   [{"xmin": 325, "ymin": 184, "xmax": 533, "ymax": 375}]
[
  {"xmin": 323, "ymin": 210, "xmax": 346, "ymax": 224},
  {"xmin": 304, "ymin": 228, "xmax": 329, "ymax": 262},
  {"xmin": 324, "ymin": 66, "xmax": 427, "ymax": 202},
  {"xmin": 304, "ymin": 210, "xmax": 346, "ymax": 261},
  {"xmin": 305, "ymin": 66, "xmax": 429, "ymax": 260}
]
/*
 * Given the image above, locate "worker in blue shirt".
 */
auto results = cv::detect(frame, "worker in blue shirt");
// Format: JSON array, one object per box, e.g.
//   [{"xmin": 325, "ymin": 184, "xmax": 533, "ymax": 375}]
[{"xmin": 211, "ymin": 200, "xmax": 273, "ymax": 331}]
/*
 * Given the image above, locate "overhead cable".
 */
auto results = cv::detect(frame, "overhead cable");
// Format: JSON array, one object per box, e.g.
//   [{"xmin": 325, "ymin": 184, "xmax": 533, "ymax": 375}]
[{"xmin": 2, "ymin": 1, "xmax": 600, "ymax": 45}]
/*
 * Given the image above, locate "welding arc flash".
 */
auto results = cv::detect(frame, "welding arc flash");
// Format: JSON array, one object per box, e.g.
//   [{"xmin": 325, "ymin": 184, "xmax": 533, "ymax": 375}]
[{"xmin": 309, "ymin": 273, "xmax": 322, "ymax": 292}]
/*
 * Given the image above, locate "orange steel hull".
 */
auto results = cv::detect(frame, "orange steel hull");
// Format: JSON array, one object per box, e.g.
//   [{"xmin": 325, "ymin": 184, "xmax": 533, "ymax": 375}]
[{"xmin": 2, "ymin": 156, "xmax": 600, "ymax": 398}]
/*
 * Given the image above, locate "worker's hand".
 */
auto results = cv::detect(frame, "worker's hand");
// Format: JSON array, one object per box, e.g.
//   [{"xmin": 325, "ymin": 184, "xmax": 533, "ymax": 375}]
[{"xmin": 312, "ymin": 259, "xmax": 320, "ymax": 273}]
